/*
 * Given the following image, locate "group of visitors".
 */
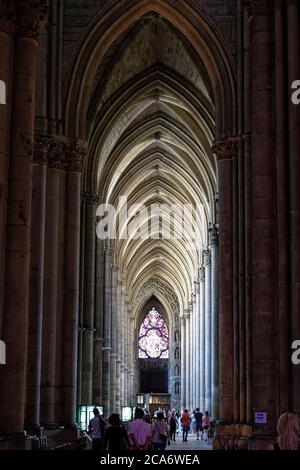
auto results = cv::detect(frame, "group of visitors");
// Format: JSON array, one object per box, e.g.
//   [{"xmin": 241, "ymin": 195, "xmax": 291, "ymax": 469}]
[
  {"xmin": 88, "ymin": 407, "xmax": 170, "ymax": 451},
  {"xmin": 88, "ymin": 407, "xmax": 300, "ymax": 451},
  {"xmin": 181, "ymin": 409, "xmax": 210, "ymax": 442}
]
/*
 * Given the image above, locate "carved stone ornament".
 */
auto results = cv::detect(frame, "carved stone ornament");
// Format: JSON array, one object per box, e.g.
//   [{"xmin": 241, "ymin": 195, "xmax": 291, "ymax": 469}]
[
  {"xmin": 33, "ymin": 135, "xmax": 87, "ymax": 171},
  {"xmin": 209, "ymin": 226, "xmax": 219, "ymax": 247},
  {"xmin": 64, "ymin": 138, "xmax": 87, "ymax": 173},
  {"xmin": 242, "ymin": 1, "xmax": 274, "ymax": 23},
  {"xmin": 33, "ymin": 135, "xmax": 50, "ymax": 165},
  {"xmin": 15, "ymin": 0, "xmax": 48, "ymax": 41},
  {"xmin": 211, "ymin": 139, "xmax": 239, "ymax": 161},
  {"xmin": 133, "ymin": 277, "xmax": 180, "ymax": 318}
]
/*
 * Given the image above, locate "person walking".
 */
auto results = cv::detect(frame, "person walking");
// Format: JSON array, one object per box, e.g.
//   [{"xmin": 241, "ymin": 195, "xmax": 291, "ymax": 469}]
[
  {"xmin": 203, "ymin": 411, "xmax": 210, "ymax": 442},
  {"xmin": 88, "ymin": 407, "xmax": 106, "ymax": 451},
  {"xmin": 104, "ymin": 414, "xmax": 131, "ymax": 451},
  {"xmin": 181, "ymin": 409, "xmax": 190, "ymax": 442},
  {"xmin": 151, "ymin": 412, "xmax": 170, "ymax": 450},
  {"xmin": 169, "ymin": 412, "xmax": 177, "ymax": 442},
  {"xmin": 128, "ymin": 408, "xmax": 152, "ymax": 450},
  {"xmin": 194, "ymin": 408, "xmax": 203, "ymax": 440}
]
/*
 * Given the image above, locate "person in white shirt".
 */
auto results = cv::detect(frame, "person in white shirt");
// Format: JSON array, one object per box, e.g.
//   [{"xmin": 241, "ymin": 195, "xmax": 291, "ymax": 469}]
[{"xmin": 88, "ymin": 407, "xmax": 106, "ymax": 451}]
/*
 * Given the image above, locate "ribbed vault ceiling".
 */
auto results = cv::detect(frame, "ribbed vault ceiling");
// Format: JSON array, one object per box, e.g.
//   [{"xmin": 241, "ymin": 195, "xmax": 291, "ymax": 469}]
[{"xmin": 86, "ymin": 15, "xmax": 217, "ymax": 315}]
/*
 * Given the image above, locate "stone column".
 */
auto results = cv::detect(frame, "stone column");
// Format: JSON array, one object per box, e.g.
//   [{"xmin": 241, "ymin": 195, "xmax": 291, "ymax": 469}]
[
  {"xmin": 204, "ymin": 249, "xmax": 212, "ymax": 413},
  {"xmin": 287, "ymin": 0, "xmax": 300, "ymax": 414},
  {"xmin": 212, "ymin": 140, "xmax": 236, "ymax": 422},
  {"xmin": 81, "ymin": 192, "xmax": 98, "ymax": 405},
  {"xmin": 110, "ymin": 265, "xmax": 118, "ymax": 412},
  {"xmin": 93, "ymin": 238, "xmax": 104, "ymax": 405},
  {"xmin": 250, "ymin": 1, "xmax": 277, "ymax": 436},
  {"xmin": 180, "ymin": 316, "xmax": 186, "ymax": 410},
  {"xmin": 120, "ymin": 286, "xmax": 126, "ymax": 408},
  {"xmin": 199, "ymin": 267, "xmax": 205, "ymax": 412},
  {"xmin": 61, "ymin": 139, "xmax": 86, "ymax": 425},
  {"xmin": 40, "ymin": 145, "xmax": 63, "ymax": 424},
  {"xmin": 0, "ymin": 8, "xmax": 14, "ymax": 328},
  {"xmin": 184, "ymin": 309, "xmax": 190, "ymax": 410},
  {"xmin": 209, "ymin": 227, "xmax": 219, "ymax": 419},
  {"xmin": 115, "ymin": 279, "xmax": 122, "ymax": 413},
  {"xmin": 195, "ymin": 281, "xmax": 201, "ymax": 408},
  {"xmin": 25, "ymin": 137, "xmax": 47, "ymax": 428},
  {"xmin": 102, "ymin": 246, "xmax": 112, "ymax": 417},
  {"xmin": 188, "ymin": 300, "xmax": 194, "ymax": 410},
  {"xmin": 0, "ymin": 1, "xmax": 47, "ymax": 434},
  {"xmin": 191, "ymin": 295, "xmax": 196, "ymax": 410}
]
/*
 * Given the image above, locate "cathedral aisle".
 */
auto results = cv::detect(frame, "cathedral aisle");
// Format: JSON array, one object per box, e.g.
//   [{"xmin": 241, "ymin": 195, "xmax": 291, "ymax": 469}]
[{"xmin": 168, "ymin": 434, "xmax": 212, "ymax": 451}]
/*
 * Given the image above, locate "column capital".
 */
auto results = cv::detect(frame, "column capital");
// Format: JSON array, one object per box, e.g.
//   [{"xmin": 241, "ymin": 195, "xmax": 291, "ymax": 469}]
[
  {"xmin": 209, "ymin": 226, "xmax": 219, "ymax": 247},
  {"xmin": 212, "ymin": 138, "xmax": 239, "ymax": 161},
  {"xmin": 180, "ymin": 316, "xmax": 185, "ymax": 325},
  {"xmin": 242, "ymin": 1, "xmax": 274, "ymax": 23},
  {"xmin": 194, "ymin": 280, "xmax": 200, "ymax": 293},
  {"xmin": 199, "ymin": 266, "xmax": 205, "ymax": 282},
  {"xmin": 203, "ymin": 249, "xmax": 211, "ymax": 266},
  {"xmin": 64, "ymin": 138, "xmax": 87, "ymax": 173},
  {"xmin": 33, "ymin": 135, "xmax": 50, "ymax": 166},
  {"xmin": 0, "ymin": 1, "xmax": 17, "ymax": 35},
  {"xmin": 184, "ymin": 308, "xmax": 190, "ymax": 319},
  {"xmin": 82, "ymin": 191, "xmax": 99, "ymax": 205},
  {"xmin": 188, "ymin": 300, "xmax": 193, "ymax": 310},
  {"xmin": 15, "ymin": 0, "xmax": 48, "ymax": 41}
]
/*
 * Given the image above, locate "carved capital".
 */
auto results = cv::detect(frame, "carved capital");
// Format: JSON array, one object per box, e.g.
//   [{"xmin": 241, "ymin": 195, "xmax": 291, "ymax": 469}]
[
  {"xmin": 203, "ymin": 249, "xmax": 211, "ymax": 266},
  {"xmin": 64, "ymin": 138, "xmax": 87, "ymax": 173},
  {"xmin": 199, "ymin": 266, "xmax": 205, "ymax": 282},
  {"xmin": 212, "ymin": 139, "xmax": 239, "ymax": 161},
  {"xmin": 15, "ymin": 0, "xmax": 48, "ymax": 41},
  {"xmin": 33, "ymin": 135, "xmax": 50, "ymax": 165},
  {"xmin": 0, "ymin": 1, "xmax": 17, "ymax": 34},
  {"xmin": 47, "ymin": 137, "xmax": 65, "ymax": 170},
  {"xmin": 242, "ymin": 0, "xmax": 274, "ymax": 22},
  {"xmin": 209, "ymin": 226, "xmax": 219, "ymax": 247},
  {"xmin": 82, "ymin": 191, "xmax": 99, "ymax": 205}
]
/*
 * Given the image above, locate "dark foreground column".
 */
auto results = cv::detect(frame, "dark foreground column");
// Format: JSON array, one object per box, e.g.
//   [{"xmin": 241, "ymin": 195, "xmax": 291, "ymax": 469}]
[
  {"xmin": 61, "ymin": 139, "xmax": 86, "ymax": 425},
  {"xmin": 0, "ymin": 1, "xmax": 47, "ymax": 434}
]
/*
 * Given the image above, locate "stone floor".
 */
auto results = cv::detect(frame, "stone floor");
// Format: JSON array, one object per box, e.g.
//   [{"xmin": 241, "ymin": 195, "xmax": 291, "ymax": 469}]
[{"xmin": 168, "ymin": 433, "xmax": 212, "ymax": 450}]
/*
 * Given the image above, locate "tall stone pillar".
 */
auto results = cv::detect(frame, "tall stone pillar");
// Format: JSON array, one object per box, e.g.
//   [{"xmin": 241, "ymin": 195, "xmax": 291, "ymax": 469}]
[
  {"xmin": 40, "ymin": 139, "xmax": 64, "ymax": 424},
  {"xmin": 180, "ymin": 316, "xmax": 186, "ymax": 410},
  {"xmin": 93, "ymin": 238, "xmax": 104, "ymax": 405},
  {"xmin": 102, "ymin": 246, "xmax": 112, "ymax": 417},
  {"xmin": 0, "ymin": 7, "xmax": 14, "ymax": 328},
  {"xmin": 195, "ymin": 281, "xmax": 201, "ymax": 408},
  {"xmin": 212, "ymin": 140, "xmax": 236, "ymax": 422},
  {"xmin": 204, "ymin": 249, "xmax": 212, "ymax": 412},
  {"xmin": 188, "ymin": 300, "xmax": 194, "ymax": 410},
  {"xmin": 209, "ymin": 227, "xmax": 219, "ymax": 419},
  {"xmin": 81, "ymin": 192, "xmax": 98, "ymax": 405},
  {"xmin": 199, "ymin": 267, "xmax": 205, "ymax": 412},
  {"xmin": 184, "ymin": 309, "xmax": 190, "ymax": 410},
  {"xmin": 287, "ymin": 0, "xmax": 300, "ymax": 415},
  {"xmin": 0, "ymin": 1, "xmax": 47, "ymax": 434},
  {"xmin": 250, "ymin": 1, "xmax": 277, "ymax": 437},
  {"xmin": 61, "ymin": 139, "xmax": 86, "ymax": 425},
  {"xmin": 25, "ymin": 137, "xmax": 47, "ymax": 428},
  {"xmin": 115, "ymin": 279, "xmax": 122, "ymax": 413},
  {"xmin": 191, "ymin": 294, "xmax": 197, "ymax": 410},
  {"xmin": 110, "ymin": 265, "xmax": 118, "ymax": 412}
]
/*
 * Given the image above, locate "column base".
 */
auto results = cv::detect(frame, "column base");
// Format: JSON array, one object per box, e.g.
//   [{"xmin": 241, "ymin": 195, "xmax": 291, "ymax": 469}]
[
  {"xmin": 247, "ymin": 432, "xmax": 276, "ymax": 450},
  {"xmin": 0, "ymin": 432, "xmax": 31, "ymax": 450},
  {"xmin": 42, "ymin": 425, "xmax": 80, "ymax": 450},
  {"xmin": 213, "ymin": 422, "xmax": 252, "ymax": 450}
]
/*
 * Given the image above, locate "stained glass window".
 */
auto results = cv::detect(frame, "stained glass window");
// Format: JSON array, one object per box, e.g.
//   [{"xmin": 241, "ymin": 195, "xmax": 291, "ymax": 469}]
[{"xmin": 138, "ymin": 307, "xmax": 169, "ymax": 359}]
